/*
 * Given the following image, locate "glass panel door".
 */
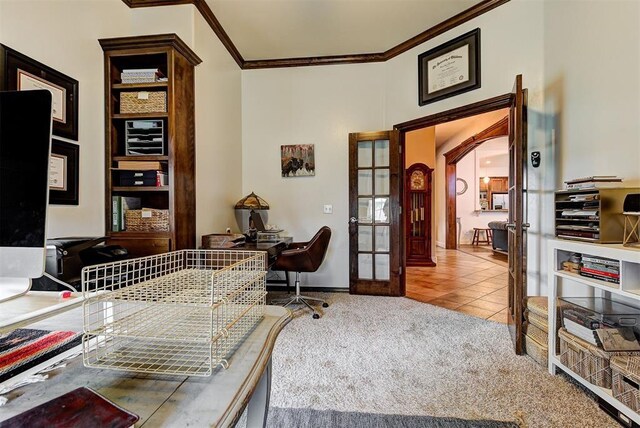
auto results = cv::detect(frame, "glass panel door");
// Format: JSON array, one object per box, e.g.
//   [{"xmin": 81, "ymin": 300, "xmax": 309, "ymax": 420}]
[{"xmin": 349, "ymin": 131, "xmax": 400, "ymax": 296}]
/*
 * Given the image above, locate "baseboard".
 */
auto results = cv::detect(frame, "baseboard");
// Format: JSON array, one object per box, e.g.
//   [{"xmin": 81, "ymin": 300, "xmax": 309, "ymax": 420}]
[
  {"xmin": 266, "ymin": 286, "xmax": 349, "ymax": 293},
  {"xmin": 436, "ymin": 241, "xmax": 445, "ymax": 248}
]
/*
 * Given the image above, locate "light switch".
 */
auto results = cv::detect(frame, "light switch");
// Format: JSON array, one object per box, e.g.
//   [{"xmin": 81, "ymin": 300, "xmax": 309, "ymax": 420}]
[{"xmin": 323, "ymin": 204, "xmax": 333, "ymax": 214}]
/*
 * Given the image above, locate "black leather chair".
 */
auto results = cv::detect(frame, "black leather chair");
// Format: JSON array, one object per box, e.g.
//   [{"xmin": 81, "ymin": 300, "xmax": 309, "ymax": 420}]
[{"xmin": 270, "ymin": 226, "xmax": 331, "ymax": 319}]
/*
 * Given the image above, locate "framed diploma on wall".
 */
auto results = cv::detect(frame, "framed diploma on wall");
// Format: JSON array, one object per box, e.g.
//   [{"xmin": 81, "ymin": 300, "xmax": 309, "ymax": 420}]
[
  {"xmin": 418, "ymin": 29, "xmax": 480, "ymax": 106},
  {"xmin": 49, "ymin": 139, "xmax": 79, "ymax": 205}
]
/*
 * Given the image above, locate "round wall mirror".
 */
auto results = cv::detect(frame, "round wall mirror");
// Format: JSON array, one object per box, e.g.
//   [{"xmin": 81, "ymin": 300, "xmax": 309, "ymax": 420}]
[{"xmin": 456, "ymin": 178, "xmax": 468, "ymax": 195}]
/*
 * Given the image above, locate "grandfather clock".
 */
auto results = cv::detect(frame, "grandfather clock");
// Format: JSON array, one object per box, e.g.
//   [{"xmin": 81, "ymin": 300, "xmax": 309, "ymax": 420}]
[{"xmin": 405, "ymin": 163, "xmax": 435, "ymax": 266}]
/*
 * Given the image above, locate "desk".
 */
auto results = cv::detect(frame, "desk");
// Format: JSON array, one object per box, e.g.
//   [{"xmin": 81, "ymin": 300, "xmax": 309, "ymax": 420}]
[
  {"xmin": 202, "ymin": 236, "xmax": 293, "ymax": 289},
  {"xmin": 0, "ymin": 306, "xmax": 292, "ymax": 427}
]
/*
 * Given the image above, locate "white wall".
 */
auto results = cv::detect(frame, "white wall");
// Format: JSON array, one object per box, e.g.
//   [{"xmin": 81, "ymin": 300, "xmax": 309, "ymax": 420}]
[
  {"xmin": 455, "ymin": 137, "xmax": 509, "ymax": 245},
  {"xmin": 0, "ymin": 0, "xmax": 242, "ymax": 244},
  {"xmin": 242, "ymin": 0, "xmax": 545, "ymax": 288},
  {"xmin": 532, "ymin": 0, "xmax": 640, "ymax": 296}
]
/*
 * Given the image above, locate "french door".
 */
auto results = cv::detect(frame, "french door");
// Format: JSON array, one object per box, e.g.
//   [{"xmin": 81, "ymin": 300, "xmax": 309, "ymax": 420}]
[
  {"xmin": 507, "ymin": 74, "xmax": 528, "ymax": 355},
  {"xmin": 348, "ymin": 131, "xmax": 402, "ymax": 296}
]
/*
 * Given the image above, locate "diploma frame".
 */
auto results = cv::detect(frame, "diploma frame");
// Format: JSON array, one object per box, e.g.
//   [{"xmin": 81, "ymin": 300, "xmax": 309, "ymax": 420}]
[
  {"xmin": 50, "ymin": 139, "xmax": 79, "ymax": 205},
  {"xmin": 0, "ymin": 44, "xmax": 79, "ymax": 140},
  {"xmin": 418, "ymin": 28, "xmax": 480, "ymax": 106}
]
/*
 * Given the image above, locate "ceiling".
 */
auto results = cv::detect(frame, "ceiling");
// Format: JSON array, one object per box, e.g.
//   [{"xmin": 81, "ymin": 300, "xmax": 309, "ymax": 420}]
[
  {"xmin": 205, "ymin": 0, "xmax": 483, "ymax": 60},
  {"xmin": 434, "ymin": 108, "xmax": 508, "ymax": 148}
]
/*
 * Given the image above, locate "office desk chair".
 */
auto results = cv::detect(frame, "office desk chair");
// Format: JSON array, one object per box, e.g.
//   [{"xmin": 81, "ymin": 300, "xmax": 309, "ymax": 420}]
[{"xmin": 270, "ymin": 226, "xmax": 331, "ymax": 319}]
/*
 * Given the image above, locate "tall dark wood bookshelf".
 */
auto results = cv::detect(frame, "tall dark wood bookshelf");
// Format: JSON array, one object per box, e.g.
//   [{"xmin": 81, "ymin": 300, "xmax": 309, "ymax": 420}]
[{"xmin": 99, "ymin": 34, "xmax": 201, "ymax": 257}]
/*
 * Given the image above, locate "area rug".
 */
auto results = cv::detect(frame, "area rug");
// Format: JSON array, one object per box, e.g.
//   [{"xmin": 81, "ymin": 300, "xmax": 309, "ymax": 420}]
[
  {"xmin": 267, "ymin": 407, "xmax": 518, "ymax": 427},
  {"xmin": 0, "ymin": 329, "xmax": 82, "ymax": 383}
]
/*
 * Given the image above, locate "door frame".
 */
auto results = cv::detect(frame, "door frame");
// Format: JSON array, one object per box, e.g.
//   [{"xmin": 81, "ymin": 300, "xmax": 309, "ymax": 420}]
[{"xmin": 394, "ymin": 93, "xmax": 515, "ymax": 269}]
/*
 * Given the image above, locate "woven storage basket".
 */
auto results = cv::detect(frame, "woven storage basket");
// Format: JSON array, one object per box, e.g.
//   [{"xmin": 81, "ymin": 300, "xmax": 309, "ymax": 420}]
[
  {"xmin": 525, "ymin": 333, "xmax": 548, "ymax": 368},
  {"xmin": 120, "ymin": 91, "xmax": 166, "ymax": 114},
  {"xmin": 526, "ymin": 310, "xmax": 548, "ymax": 333},
  {"xmin": 125, "ymin": 209, "xmax": 169, "ymax": 232},
  {"xmin": 611, "ymin": 356, "xmax": 640, "ymax": 411},
  {"xmin": 525, "ymin": 321, "xmax": 548, "ymax": 346},
  {"xmin": 525, "ymin": 296, "xmax": 549, "ymax": 317},
  {"xmin": 558, "ymin": 328, "xmax": 638, "ymax": 388}
]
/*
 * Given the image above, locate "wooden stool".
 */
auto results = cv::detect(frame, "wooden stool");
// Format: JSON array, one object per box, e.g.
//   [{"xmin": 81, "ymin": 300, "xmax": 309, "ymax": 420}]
[{"xmin": 472, "ymin": 228, "xmax": 492, "ymax": 246}]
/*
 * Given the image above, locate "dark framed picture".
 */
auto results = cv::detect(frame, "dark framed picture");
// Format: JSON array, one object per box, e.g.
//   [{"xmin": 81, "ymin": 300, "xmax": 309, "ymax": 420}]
[
  {"xmin": 281, "ymin": 144, "xmax": 315, "ymax": 177},
  {"xmin": 0, "ymin": 44, "xmax": 79, "ymax": 140},
  {"xmin": 418, "ymin": 28, "xmax": 481, "ymax": 106},
  {"xmin": 49, "ymin": 139, "xmax": 79, "ymax": 205}
]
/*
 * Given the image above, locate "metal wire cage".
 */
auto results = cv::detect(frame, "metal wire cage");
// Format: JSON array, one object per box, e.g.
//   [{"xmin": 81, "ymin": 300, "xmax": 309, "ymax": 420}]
[{"xmin": 81, "ymin": 250, "xmax": 266, "ymax": 376}]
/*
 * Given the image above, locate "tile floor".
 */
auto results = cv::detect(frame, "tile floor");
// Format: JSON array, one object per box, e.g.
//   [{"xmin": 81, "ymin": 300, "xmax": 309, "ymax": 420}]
[{"xmin": 406, "ymin": 246, "xmax": 509, "ymax": 323}]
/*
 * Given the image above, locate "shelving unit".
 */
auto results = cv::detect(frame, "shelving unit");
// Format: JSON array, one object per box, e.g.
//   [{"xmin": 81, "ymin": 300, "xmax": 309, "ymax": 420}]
[
  {"xmin": 99, "ymin": 34, "xmax": 201, "ymax": 258},
  {"xmin": 548, "ymin": 239, "xmax": 640, "ymax": 424},
  {"xmin": 555, "ymin": 187, "xmax": 640, "ymax": 243}
]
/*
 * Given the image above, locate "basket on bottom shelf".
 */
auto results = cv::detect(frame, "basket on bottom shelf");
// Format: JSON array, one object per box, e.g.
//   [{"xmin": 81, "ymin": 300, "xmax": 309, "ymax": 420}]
[
  {"xmin": 125, "ymin": 208, "xmax": 169, "ymax": 232},
  {"xmin": 81, "ymin": 249, "xmax": 267, "ymax": 377},
  {"xmin": 558, "ymin": 328, "xmax": 639, "ymax": 388},
  {"xmin": 612, "ymin": 356, "xmax": 640, "ymax": 412}
]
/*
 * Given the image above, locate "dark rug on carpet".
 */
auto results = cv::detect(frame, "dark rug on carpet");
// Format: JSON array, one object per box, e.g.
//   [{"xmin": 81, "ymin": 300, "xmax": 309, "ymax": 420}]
[
  {"xmin": 267, "ymin": 407, "xmax": 519, "ymax": 427},
  {"xmin": 0, "ymin": 328, "xmax": 82, "ymax": 383}
]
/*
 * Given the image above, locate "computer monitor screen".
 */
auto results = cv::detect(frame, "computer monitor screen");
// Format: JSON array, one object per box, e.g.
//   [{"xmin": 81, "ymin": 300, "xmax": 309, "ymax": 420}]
[{"xmin": 0, "ymin": 90, "xmax": 52, "ymax": 289}]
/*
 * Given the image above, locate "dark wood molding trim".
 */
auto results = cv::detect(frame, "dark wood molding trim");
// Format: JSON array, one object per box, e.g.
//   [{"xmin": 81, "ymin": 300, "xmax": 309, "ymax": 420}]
[
  {"xmin": 243, "ymin": 53, "xmax": 386, "ymax": 70},
  {"xmin": 444, "ymin": 116, "xmax": 509, "ymax": 163},
  {"xmin": 122, "ymin": 0, "xmax": 244, "ymax": 68},
  {"xmin": 394, "ymin": 93, "xmax": 512, "ymax": 132},
  {"xmin": 99, "ymin": 33, "xmax": 202, "ymax": 66},
  {"xmin": 394, "ymin": 93, "xmax": 512, "ymax": 251},
  {"xmin": 122, "ymin": 0, "xmax": 509, "ymax": 70},
  {"xmin": 384, "ymin": 0, "xmax": 509, "ymax": 60}
]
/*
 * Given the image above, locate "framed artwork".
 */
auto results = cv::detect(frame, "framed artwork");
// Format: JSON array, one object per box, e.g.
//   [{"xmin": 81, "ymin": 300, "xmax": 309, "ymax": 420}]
[
  {"xmin": 1, "ymin": 44, "xmax": 79, "ymax": 140},
  {"xmin": 49, "ymin": 139, "xmax": 79, "ymax": 205},
  {"xmin": 281, "ymin": 144, "xmax": 315, "ymax": 177},
  {"xmin": 418, "ymin": 28, "xmax": 481, "ymax": 106}
]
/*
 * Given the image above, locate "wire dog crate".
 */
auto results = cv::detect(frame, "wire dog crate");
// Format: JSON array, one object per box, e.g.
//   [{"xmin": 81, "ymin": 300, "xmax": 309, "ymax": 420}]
[{"xmin": 81, "ymin": 250, "xmax": 266, "ymax": 377}]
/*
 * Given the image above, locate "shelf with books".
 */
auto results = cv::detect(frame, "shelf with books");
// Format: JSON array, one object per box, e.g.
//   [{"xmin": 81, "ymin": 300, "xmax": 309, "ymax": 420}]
[
  {"xmin": 548, "ymin": 239, "xmax": 640, "ymax": 425},
  {"xmin": 101, "ymin": 34, "xmax": 200, "ymax": 257},
  {"xmin": 555, "ymin": 187, "xmax": 640, "ymax": 243}
]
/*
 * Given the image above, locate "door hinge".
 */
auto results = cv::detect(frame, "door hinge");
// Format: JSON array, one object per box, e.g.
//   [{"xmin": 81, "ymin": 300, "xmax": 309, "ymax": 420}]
[
  {"xmin": 399, "ymin": 267, "xmax": 403, "ymax": 275},
  {"xmin": 399, "ymin": 206, "xmax": 402, "ymax": 215},
  {"xmin": 399, "ymin": 146, "xmax": 402, "ymax": 154}
]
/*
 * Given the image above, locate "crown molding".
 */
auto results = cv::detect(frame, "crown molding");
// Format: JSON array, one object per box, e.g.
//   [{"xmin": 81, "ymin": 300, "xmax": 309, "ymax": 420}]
[
  {"xmin": 99, "ymin": 33, "xmax": 202, "ymax": 66},
  {"xmin": 122, "ymin": 0, "xmax": 510, "ymax": 70}
]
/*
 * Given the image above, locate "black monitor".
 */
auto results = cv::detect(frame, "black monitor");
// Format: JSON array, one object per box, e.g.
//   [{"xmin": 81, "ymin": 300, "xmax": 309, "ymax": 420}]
[{"xmin": 0, "ymin": 90, "xmax": 52, "ymax": 299}]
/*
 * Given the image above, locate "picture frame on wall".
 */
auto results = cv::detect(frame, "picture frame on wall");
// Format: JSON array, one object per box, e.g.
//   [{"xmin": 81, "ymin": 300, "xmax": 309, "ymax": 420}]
[
  {"xmin": 49, "ymin": 139, "xmax": 79, "ymax": 205},
  {"xmin": 0, "ymin": 44, "xmax": 79, "ymax": 140},
  {"xmin": 281, "ymin": 144, "xmax": 315, "ymax": 177},
  {"xmin": 418, "ymin": 28, "xmax": 481, "ymax": 106}
]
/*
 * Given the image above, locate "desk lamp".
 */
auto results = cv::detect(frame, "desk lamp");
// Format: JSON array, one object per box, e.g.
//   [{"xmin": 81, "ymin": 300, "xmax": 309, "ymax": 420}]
[{"xmin": 234, "ymin": 192, "xmax": 269, "ymax": 239}]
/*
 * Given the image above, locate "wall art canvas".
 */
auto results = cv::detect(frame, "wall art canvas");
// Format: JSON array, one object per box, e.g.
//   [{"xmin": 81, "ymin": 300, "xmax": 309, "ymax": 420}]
[{"xmin": 281, "ymin": 144, "xmax": 315, "ymax": 177}]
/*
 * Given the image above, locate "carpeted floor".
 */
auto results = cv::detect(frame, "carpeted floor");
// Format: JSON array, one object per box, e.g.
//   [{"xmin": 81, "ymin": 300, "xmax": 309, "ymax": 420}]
[
  {"xmin": 268, "ymin": 407, "xmax": 518, "ymax": 427},
  {"xmin": 269, "ymin": 293, "xmax": 617, "ymax": 428}
]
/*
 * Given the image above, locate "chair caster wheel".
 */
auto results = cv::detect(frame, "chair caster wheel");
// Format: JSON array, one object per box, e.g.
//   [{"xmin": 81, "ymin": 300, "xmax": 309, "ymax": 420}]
[
  {"xmin": 322, "ymin": 303, "xmax": 329, "ymax": 308},
  {"xmin": 312, "ymin": 313, "xmax": 320, "ymax": 319}
]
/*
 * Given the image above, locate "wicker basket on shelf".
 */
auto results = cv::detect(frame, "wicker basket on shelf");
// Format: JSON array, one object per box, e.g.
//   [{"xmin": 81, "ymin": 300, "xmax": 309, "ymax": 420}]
[
  {"xmin": 120, "ymin": 91, "xmax": 166, "ymax": 114},
  {"xmin": 125, "ymin": 209, "xmax": 169, "ymax": 232},
  {"xmin": 611, "ymin": 356, "xmax": 640, "ymax": 411},
  {"xmin": 558, "ymin": 328, "xmax": 639, "ymax": 388}
]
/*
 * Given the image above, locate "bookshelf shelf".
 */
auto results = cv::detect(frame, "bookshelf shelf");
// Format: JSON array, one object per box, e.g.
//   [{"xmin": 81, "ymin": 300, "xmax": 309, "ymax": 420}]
[
  {"xmin": 100, "ymin": 34, "xmax": 201, "ymax": 258},
  {"xmin": 548, "ymin": 239, "xmax": 640, "ymax": 424},
  {"xmin": 554, "ymin": 187, "xmax": 640, "ymax": 243}
]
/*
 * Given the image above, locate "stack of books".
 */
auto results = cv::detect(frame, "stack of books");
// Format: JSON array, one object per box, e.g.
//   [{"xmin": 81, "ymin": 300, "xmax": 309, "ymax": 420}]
[
  {"xmin": 112, "ymin": 196, "xmax": 141, "ymax": 232},
  {"xmin": 565, "ymin": 176, "xmax": 623, "ymax": 190},
  {"xmin": 120, "ymin": 68, "xmax": 166, "ymax": 84},
  {"xmin": 580, "ymin": 254, "xmax": 620, "ymax": 284}
]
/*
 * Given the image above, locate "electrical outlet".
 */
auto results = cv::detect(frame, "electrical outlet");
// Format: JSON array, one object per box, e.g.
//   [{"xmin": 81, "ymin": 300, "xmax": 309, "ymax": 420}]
[{"xmin": 323, "ymin": 204, "xmax": 333, "ymax": 214}]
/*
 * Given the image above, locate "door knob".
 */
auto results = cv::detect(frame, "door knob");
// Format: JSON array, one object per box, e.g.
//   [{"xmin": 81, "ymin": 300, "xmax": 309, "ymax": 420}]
[
  {"xmin": 506, "ymin": 223, "xmax": 516, "ymax": 229},
  {"xmin": 349, "ymin": 217, "xmax": 358, "ymax": 224}
]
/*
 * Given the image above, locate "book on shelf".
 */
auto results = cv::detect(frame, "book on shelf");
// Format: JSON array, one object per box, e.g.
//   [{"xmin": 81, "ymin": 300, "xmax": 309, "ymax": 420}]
[
  {"xmin": 581, "ymin": 262, "xmax": 619, "ymax": 275},
  {"xmin": 579, "ymin": 271, "xmax": 620, "ymax": 284},
  {"xmin": 596, "ymin": 328, "xmax": 640, "ymax": 352},
  {"xmin": 563, "ymin": 308, "xmax": 606, "ymax": 330},
  {"xmin": 563, "ymin": 318, "xmax": 601, "ymax": 346},
  {"xmin": 565, "ymin": 181, "xmax": 623, "ymax": 190},
  {"xmin": 0, "ymin": 387, "xmax": 139, "ymax": 428},
  {"xmin": 580, "ymin": 266, "xmax": 620, "ymax": 279},
  {"xmin": 557, "ymin": 230, "xmax": 600, "ymax": 239},
  {"xmin": 581, "ymin": 255, "xmax": 619, "ymax": 267},
  {"xmin": 112, "ymin": 196, "xmax": 141, "ymax": 232},
  {"xmin": 565, "ymin": 176, "xmax": 622, "ymax": 184},
  {"xmin": 117, "ymin": 160, "xmax": 164, "ymax": 170}
]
